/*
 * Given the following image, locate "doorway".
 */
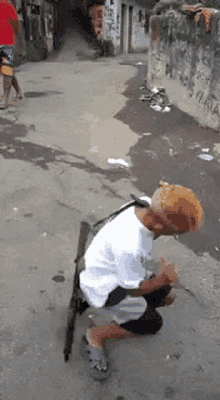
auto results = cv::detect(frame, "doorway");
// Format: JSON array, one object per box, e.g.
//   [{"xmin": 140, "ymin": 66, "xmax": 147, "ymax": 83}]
[
  {"xmin": 120, "ymin": 3, "xmax": 126, "ymax": 52},
  {"xmin": 128, "ymin": 6, "xmax": 133, "ymax": 53}
]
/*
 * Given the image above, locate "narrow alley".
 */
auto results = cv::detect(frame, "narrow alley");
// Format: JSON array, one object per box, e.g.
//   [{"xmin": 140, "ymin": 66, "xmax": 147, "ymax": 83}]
[{"xmin": 0, "ymin": 5, "xmax": 220, "ymax": 400}]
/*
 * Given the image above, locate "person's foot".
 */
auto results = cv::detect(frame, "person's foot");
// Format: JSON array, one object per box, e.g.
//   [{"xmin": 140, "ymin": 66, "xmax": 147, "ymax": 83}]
[
  {"xmin": 9, "ymin": 97, "xmax": 21, "ymax": 107},
  {"xmin": 16, "ymin": 92, "xmax": 22, "ymax": 100},
  {"xmin": 80, "ymin": 330, "xmax": 109, "ymax": 375},
  {"xmin": 86, "ymin": 329, "xmax": 107, "ymax": 371},
  {"xmin": 0, "ymin": 102, "xmax": 8, "ymax": 109},
  {"xmin": 1, "ymin": 94, "xmax": 9, "ymax": 109}
]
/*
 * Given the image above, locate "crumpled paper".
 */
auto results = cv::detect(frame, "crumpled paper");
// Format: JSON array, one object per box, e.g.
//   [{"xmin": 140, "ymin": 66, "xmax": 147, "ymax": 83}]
[{"xmin": 107, "ymin": 158, "xmax": 130, "ymax": 167}]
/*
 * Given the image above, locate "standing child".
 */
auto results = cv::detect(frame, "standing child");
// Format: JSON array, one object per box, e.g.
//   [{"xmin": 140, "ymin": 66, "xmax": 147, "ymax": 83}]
[{"xmin": 0, "ymin": 0, "xmax": 22, "ymax": 108}]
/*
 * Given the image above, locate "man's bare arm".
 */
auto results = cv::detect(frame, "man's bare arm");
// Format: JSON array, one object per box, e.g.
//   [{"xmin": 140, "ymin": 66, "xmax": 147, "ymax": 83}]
[
  {"xmin": 127, "ymin": 273, "xmax": 172, "ymax": 297},
  {"xmin": 9, "ymin": 18, "xmax": 20, "ymax": 37}
]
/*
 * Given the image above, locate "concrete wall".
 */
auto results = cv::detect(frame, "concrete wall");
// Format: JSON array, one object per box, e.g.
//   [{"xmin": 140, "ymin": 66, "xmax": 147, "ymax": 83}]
[
  {"xmin": 117, "ymin": 0, "xmax": 150, "ymax": 54},
  {"xmin": 96, "ymin": 0, "xmax": 150, "ymax": 55},
  {"xmin": 148, "ymin": 10, "xmax": 220, "ymax": 131},
  {"xmin": 131, "ymin": 4, "xmax": 150, "ymax": 53}
]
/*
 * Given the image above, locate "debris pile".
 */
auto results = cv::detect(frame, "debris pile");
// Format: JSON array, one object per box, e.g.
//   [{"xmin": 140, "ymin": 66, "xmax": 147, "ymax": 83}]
[{"xmin": 139, "ymin": 84, "xmax": 171, "ymax": 112}]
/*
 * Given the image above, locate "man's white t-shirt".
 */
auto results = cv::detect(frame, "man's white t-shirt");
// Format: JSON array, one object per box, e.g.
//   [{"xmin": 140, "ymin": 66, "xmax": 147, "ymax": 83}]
[{"xmin": 80, "ymin": 196, "xmax": 155, "ymax": 308}]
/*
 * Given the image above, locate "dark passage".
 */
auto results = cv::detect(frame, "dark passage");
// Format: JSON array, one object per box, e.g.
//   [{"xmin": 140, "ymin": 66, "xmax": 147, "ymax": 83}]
[{"xmin": 52, "ymin": 0, "xmax": 105, "ymax": 61}]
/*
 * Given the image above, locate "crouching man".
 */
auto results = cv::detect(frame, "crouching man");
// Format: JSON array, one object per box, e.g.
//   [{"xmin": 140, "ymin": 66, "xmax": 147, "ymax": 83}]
[{"xmin": 79, "ymin": 181, "xmax": 204, "ymax": 380}]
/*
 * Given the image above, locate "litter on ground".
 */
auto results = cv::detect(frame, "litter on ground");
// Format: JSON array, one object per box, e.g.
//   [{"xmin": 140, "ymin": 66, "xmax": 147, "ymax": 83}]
[
  {"xmin": 197, "ymin": 154, "xmax": 214, "ymax": 161},
  {"xmin": 107, "ymin": 158, "xmax": 130, "ymax": 167},
  {"xmin": 151, "ymin": 86, "xmax": 159, "ymax": 94},
  {"xmin": 139, "ymin": 83, "xmax": 172, "ymax": 112},
  {"xmin": 150, "ymin": 104, "xmax": 162, "ymax": 111},
  {"xmin": 162, "ymin": 106, "xmax": 171, "ymax": 112},
  {"xmin": 169, "ymin": 149, "xmax": 174, "ymax": 157}
]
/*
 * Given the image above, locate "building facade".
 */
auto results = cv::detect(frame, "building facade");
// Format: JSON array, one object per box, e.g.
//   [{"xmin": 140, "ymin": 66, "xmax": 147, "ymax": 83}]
[
  {"xmin": 89, "ymin": 0, "xmax": 152, "ymax": 54},
  {"xmin": 14, "ymin": 0, "xmax": 153, "ymax": 63},
  {"xmin": 15, "ymin": 0, "xmax": 59, "ymax": 63}
]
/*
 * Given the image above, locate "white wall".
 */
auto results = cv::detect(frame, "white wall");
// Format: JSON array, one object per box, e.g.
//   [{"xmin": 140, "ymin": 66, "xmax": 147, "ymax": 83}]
[
  {"xmin": 103, "ymin": 0, "xmax": 150, "ymax": 54},
  {"xmin": 131, "ymin": 2, "xmax": 150, "ymax": 52}
]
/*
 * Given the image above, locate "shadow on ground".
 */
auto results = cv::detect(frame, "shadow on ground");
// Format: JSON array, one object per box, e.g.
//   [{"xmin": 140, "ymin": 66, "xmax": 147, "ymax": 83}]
[{"xmin": 0, "ymin": 116, "xmax": 130, "ymax": 183}]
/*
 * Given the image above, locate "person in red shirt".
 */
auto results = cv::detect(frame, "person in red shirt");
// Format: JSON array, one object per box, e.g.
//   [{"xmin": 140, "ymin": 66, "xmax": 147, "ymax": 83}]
[{"xmin": 0, "ymin": 0, "xmax": 21, "ymax": 108}]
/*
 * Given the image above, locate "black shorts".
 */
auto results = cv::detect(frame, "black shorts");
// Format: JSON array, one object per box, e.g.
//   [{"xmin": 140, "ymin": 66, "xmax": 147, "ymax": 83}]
[
  {"xmin": 0, "ymin": 45, "xmax": 15, "ymax": 64},
  {"xmin": 0, "ymin": 45, "xmax": 15, "ymax": 76},
  {"xmin": 120, "ymin": 284, "xmax": 172, "ymax": 335}
]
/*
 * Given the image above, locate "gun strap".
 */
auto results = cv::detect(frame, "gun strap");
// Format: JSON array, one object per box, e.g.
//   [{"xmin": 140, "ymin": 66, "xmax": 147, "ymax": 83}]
[{"xmin": 94, "ymin": 194, "xmax": 151, "ymax": 228}]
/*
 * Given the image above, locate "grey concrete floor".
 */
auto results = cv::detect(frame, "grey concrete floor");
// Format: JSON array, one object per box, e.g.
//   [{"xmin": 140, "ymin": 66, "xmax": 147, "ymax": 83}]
[{"xmin": 0, "ymin": 42, "xmax": 220, "ymax": 400}]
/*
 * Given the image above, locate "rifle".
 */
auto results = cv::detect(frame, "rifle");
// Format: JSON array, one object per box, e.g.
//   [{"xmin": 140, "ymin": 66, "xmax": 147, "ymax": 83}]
[
  {"xmin": 63, "ymin": 193, "xmax": 160, "ymax": 361},
  {"xmin": 63, "ymin": 221, "xmax": 90, "ymax": 362}
]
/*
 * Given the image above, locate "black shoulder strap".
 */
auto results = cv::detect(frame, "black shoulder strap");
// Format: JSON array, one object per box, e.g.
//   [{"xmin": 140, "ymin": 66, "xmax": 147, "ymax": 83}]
[{"xmin": 93, "ymin": 194, "xmax": 151, "ymax": 228}]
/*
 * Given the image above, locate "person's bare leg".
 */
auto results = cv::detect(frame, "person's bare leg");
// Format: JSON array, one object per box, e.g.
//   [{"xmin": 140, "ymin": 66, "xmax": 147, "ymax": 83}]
[
  {"xmin": 3, "ymin": 75, "xmax": 12, "ymax": 108},
  {"xmin": 87, "ymin": 324, "xmax": 136, "ymax": 349},
  {"xmin": 84, "ymin": 324, "xmax": 136, "ymax": 373},
  {"xmin": 86, "ymin": 311, "xmax": 163, "ymax": 371},
  {"xmin": 11, "ymin": 75, "xmax": 22, "ymax": 98}
]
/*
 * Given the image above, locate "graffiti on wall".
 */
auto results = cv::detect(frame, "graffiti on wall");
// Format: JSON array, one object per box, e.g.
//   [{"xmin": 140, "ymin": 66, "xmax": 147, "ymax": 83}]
[
  {"xmin": 195, "ymin": 90, "xmax": 220, "ymax": 117},
  {"xmin": 113, "ymin": 12, "xmax": 120, "ymax": 41},
  {"xmin": 104, "ymin": 5, "xmax": 116, "ymax": 40},
  {"xmin": 89, "ymin": 5, "xmax": 104, "ymax": 37},
  {"xmin": 193, "ymin": 47, "xmax": 212, "ymax": 104}
]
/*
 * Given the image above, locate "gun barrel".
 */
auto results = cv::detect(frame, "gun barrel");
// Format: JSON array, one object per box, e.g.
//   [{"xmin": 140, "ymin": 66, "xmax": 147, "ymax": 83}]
[{"xmin": 63, "ymin": 221, "xmax": 90, "ymax": 362}]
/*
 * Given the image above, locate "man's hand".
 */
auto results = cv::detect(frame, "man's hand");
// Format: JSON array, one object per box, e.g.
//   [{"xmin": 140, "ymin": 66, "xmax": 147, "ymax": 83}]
[
  {"xmin": 128, "ymin": 258, "xmax": 179, "ymax": 297},
  {"xmin": 159, "ymin": 257, "xmax": 179, "ymax": 287}
]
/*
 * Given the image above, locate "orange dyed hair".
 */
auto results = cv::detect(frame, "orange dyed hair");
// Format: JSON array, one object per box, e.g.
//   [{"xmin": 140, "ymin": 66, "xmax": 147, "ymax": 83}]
[{"xmin": 151, "ymin": 183, "xmax": 204, "ymax": 232}]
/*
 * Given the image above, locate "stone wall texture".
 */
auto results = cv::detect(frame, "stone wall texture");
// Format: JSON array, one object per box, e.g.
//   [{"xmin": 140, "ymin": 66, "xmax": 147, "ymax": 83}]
[{"xmin": 148, "ymin": 10, "xmax": 220, "ymax": 131}]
